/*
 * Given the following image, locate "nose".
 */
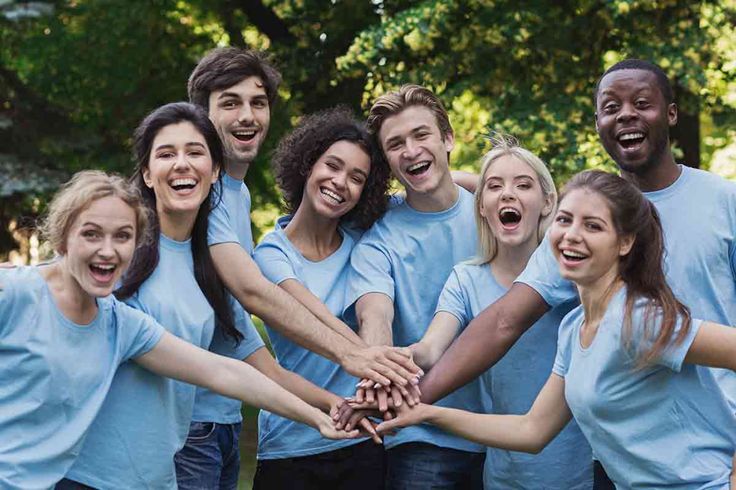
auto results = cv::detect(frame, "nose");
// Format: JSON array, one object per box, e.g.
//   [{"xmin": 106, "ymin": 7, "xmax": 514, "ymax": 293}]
[
  {"xmin": 616, "ymin": 101, "xmax": 638, "ymax": 123},
  {"xmin": 98, "ymin": 236, "xmax": 115, "ymax": 259},
  {"xmin": 402, "ymin": 138, "xmax": 421, "ymax": 160},
  {"xmin": 500, "ymin": 185, "xmax": 517, "ymax": 202},
  {"xmin": 237, "ymin": 103, "xmax": 254, "ymax": 125},
  {"xmin": 173, "ymin": 151, "xmax": 191, "ymax": 171},
  {"xmin": 563, "ymin": 221, "xmax": 583, "ymax": 243},
  {"xmin": 331, "ymin": 170, "xmax": 347, "ymax": 190}
]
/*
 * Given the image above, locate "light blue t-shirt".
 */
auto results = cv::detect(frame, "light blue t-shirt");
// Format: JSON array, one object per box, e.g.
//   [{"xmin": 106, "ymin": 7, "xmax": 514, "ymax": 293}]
[
  {"xmin": 192, "ymin": 173, "xmax": 264, "ymax": 424},
  {"xmin": 0, "ymin": 266, "xmax": 163, "ymax": 490},
  {"xmin": 67, "ymin": 235, "xmax": 217, "ymax": 489},
  {"xmin": 553, "ymin": 288, "xmax": 735, "ymax": 489},
  {"xmin": 518, "ymin": 165, "xmax": 736, "ymax": 405},
  {"xmin": 437, "ymin": 262, "xmax": 591, "ymax": 489},
  {"xmin": 345, "ymin": 187, "xmax": 485, "ymax": 453},
  {"xmin": 253, "ymin": 216, "xmax": 366, "ymax": 459}
]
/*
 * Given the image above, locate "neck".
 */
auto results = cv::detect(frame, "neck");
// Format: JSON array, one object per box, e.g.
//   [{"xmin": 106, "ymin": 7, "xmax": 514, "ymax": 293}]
[
  {"xmin": 406, "ymin": 176, "xmax": 459, "ymax": 213},
  {"xmin": 620, "ymin": 150, "xmax": 680, "ymax": 192},
  {"xmin": 224, "ymin": 158, "xmax": 249, "ymax": 181},
  {"xmin": 285, "ymin": 206, "xmax": 342, "ymax": 261},
  {"xmin": 43, "ymin": 260, "xmax": 97, "ymax": 324},
  {"xmin": 158, "ymin": 208, "xmax": 196, "ymax": 242},
  {"xmin": 491, "ymin": 238, "xmax": 538, "ymax": 288},
  {"xmin": 577, "ymin": 267, "xmax": 623, "ymax": 326}
]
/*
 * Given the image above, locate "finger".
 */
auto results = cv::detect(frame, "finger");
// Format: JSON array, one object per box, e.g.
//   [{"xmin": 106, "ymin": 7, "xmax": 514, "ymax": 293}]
[
  {"xmin": 355, "ymin": 388, "xmax": 365, "ymax": 404},
  {"xmin": 386, "ymin": 348, "xmax": 422, "ymax": 374},
  {"xmin": 408, "ymin": 384, "xmax": 422, "ymax": 405},
  {"xmin": 365, "ymin": 388, "xmax": 375, "ymax": 404},
  {"xmin": 372, "ymin": 360, "xmax": 413, "ymax": 387},
  {"xmin": 346, "ymin": 410, "xmax": 366, "ymax": 432},
  {"xmin": 390, "ymin": 386, "xmax": 403, "ymax": 407},
  {"xmin": 377, "ymin": 387, "xmax": 389, "ymax": 412},
  {"xmin": 337, "ymin": 428, "xmax": 360, "ymax": 439},
  {"xmin": 363, "ymin": 369, "xmax": 391, "ymax": 387},
  {"xmin": 359, "ymin": 418, "xmax": 382, "ymax": 444},
  {"xmin": 336, "ymin": 404, "xmax": 353, "ymax": 428},
  {"xmin": 383, "ymin": 410, "xmax": 394, "ymax": 421}
]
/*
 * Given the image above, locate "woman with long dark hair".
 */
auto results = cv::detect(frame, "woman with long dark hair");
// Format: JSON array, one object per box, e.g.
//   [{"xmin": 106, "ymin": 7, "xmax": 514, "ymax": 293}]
[
  {"xmin": 378, "ymin": 170, "xmax": 736, "ymax": 489},
  {"xmin": 61, "ymin": 103, "xmax": 356, "ymax": 489}
]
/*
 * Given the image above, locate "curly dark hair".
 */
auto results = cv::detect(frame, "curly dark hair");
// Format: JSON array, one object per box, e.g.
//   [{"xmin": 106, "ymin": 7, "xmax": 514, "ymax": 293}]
[{"xmin": 272, "ymin": 107, "xmax": 390, "ymax": 229}]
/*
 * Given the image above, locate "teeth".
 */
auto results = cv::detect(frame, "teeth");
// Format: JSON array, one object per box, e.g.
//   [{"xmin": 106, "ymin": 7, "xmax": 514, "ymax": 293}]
[
  {"xmin": 562, "ymin": 250, "xmax": 586, "ymax": 259},
  {"xmin": 619, "ymin": 132, "xmax": 644, "ymax": 141},
  {"xmin": 408, "ymin": 162, "xmax": 430, "ymax": 172},
  {"xmin": 499, "ymin": 207, "xmax": 520, "ymax": 216},
  {"xmin": 171, "ymin": 178, "xmax": 197, "ymax": 187},
  {"xmin": 233, "ymin": 130, "xmax": 256, "ymax": 137},
  {"xmin": 321, "ymin": 188, "xmax": 344, "ymax": 203},
  {"xmin": 96, "ymin": 264, "xmax": 115, "ymax": 270}
]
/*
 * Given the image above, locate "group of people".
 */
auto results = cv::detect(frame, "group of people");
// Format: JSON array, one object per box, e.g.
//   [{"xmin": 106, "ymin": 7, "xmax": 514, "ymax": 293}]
[{"xmin": 1, "ymin": 45, "xmax": 736, "ymax": 490}]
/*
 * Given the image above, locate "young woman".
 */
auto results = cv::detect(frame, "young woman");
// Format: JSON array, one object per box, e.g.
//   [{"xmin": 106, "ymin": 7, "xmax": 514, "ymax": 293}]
[
  {"xmin": 379, "ymin": 170, "xmax": 736, "ymax": 489},
  {"xmin": 249, "ymin": 107, "xmax": 391, "ymax": 489},
  {"xmin": 56, "ymin": 103, "xmax": 355, "ymax": 489},
  {"xmin": 407, "ymin": 136, "xmax": 591, "ymax": 489}
]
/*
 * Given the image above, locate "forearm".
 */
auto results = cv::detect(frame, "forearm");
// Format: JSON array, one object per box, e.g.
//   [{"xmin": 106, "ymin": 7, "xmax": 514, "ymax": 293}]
[
  {"xmin": 424, "ymin": 405, "xmax": 543, "ymax": 453},
  {"xmin": 267, "ymin": 364, "xmax": 338, "ymax": 413},
  {"xmin": 411, "ymin": 340, "xmax": 444, "ymax": 371},
  {"xmin": 357, "ymin": 295, "xmax": 394, "ymax": 346},
  {"xmin": 419, "ymin": 283, "xmax": 549, "ymax": 403}
]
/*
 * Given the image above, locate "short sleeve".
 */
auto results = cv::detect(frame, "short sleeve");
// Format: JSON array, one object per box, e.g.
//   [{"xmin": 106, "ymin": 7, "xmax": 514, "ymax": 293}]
[
  {"xmin": 113, "ymin": 300, "xmax": 165, "ymax": 361},
  {"xmin": 253, "ymin": 239, "xmax": 299, "ymax": 285},
  {"xmin": 627, "ymin": 299, "xmax": 703, "ymax": 372},
  {"xmin": 229, "ymin": 301, "xmax": 266, "ymax": 360},
  {"xmin": 434, "ymin": 268, "xmax": 471, "ymax": 328},
  {"xmin": 343, "ymin": 237, "xmax": 395, "ymax": 322},
  {"xmin": 0, "ymin": 270, "xmax": 14, "ymax": 332},
  {"xmin": 207, "ymin": 185, "xmax": 239, "ymax": 247},
  {"xmin": 515, "ymin": 235, "xmax": 577, "ymax": 307}
]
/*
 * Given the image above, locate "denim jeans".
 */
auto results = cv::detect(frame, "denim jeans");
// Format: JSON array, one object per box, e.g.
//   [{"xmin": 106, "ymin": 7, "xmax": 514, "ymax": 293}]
[
  {"xmin": 386, "ymin": 442, "xmax": 485, "ymax": 490},
  {"xmin": 174, "ymin": 421, "xmax": 242, "ymax": 490},
  {"xmin": 253, "ymin": 440, "xmax": 386, "ymax": 490}
]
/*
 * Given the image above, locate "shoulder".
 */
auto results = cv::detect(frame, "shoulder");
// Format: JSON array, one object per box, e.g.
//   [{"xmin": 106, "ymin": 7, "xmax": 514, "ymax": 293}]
[
  {"xmin": 685, "ymin": 166, "xmax": 736, "ymax": 195},
  {"xmin": 1, "ymin": 265, "xmax": 44, "ymax": 297}
]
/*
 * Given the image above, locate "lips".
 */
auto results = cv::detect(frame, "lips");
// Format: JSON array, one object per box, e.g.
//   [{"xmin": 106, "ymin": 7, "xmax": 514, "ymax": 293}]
[
  {"xmin": 320, "ymin": 187, "xmax": 345, "ymax": 205},
  {"xmin": 231, "ymin": 128, "xmax": 259, "ymax": 145},
  {"xmin": 406, "ymin": 161, "xmax": 431, "ymax": 176},
  {"xmin": 616, "ymin": 129, "xmax": 646, "ymax": 152},
  {"xmin": 169, "ymin": 177, "xmax": 198, "ymax": 195},
  {"xmin": 558, "ymin": 248, "xmax": 589, "ymax": 268},
  {"xmin": 89, "ymin": 263, "xmax": 116, "ymax": 284},
  {"xmin": 498, "ymin": 207, "xmax": 522, "ymax": 230}
]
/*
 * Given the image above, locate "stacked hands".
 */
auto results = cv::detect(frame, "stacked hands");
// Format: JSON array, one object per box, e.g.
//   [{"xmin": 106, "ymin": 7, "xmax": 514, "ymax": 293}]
[{"xmin": 324, "ymin": 345, "xmax": 427, "ymax": 443}]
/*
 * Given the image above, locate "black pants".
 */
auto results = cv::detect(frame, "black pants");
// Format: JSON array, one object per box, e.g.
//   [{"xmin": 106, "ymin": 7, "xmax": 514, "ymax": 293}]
[
  {"xmin": 593, "ymin": 460, "xmax": 616, "ymax": 490},
  {"xmin": 55, "ymin": 480, "xmax": 96, "ymax": 490},
  {"xmin": 253, "ymin": 440, "xmax": 386, "ymax": 490}
]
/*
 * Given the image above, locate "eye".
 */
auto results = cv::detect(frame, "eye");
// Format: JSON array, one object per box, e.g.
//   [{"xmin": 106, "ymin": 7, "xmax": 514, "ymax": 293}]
[
  {"xmin": 252, "ymin": 99, "xmax": 267, "ymax": 109},
  {"xmin": 486, "ymin": 182, "xmax": 502, "ymax": 191},
  {"xmin": 115, "ymin": 231, "xmax": 133, "ymax": 241},
  {"xmin": 326, "ymin": 161, "xmax": 339, "ymax": 171},
  {"xmin": 82, "ymin": 229, "xmax": 101, "ymax": 239},
  {"xmin": 221, "ymin": 100, "xmax": 238, "ymax": 109},
  {"xmin": 555, "ymin": 215, "xmax": 571, "ymax": 224},
  {"xmin": 351, "ymin": 175, "xmax": 366, "ymax": 185},
  {"xmin": 188, "ymin": 150, "xmax": 205, "ymax": 158},
  {"xmin": 415, "ymin": 131, "xmax": 430, "ymax": 139},
  {"xmin": 635, "ymin": 99, "xmax": 650, "ymax": 109},
  {"xmin": 602, "ymin": 102, "xmax": 619, "ymax": 114},
  {"xmin": 517, "ymin": 182, "xmax": 532, "ymax": 190},
  {"xmin": 585, "ymin": 221, "xmax": 602, "ymax": 231}
]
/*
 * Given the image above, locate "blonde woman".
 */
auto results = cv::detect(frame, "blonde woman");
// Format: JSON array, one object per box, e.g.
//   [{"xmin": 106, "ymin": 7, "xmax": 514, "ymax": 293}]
[{"xmin": 409, "ymin": 135, "xmax": 592, "ymax": 488}]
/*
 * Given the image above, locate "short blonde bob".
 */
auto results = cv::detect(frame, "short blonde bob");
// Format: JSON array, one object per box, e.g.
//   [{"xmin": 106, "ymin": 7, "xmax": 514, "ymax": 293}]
[
  {"xmin": 39, "ymin": 170, "xmax": 150, "ymax": 254},
  {"xmin": 472, "ymin": 133, "xmax": 557, "ymax": 265}
]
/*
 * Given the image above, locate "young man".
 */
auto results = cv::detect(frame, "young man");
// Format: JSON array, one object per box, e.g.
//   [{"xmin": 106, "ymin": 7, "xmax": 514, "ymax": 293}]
[
  {"xmin": 345, "ymin": 85, "xmax": 486, "ymax": 489},
  {"xmin": 175, "ymin": 47, "xmax": 418, "ymax": 488},
  {"xmin": 420, "ymin": 59, "xmax": 736, "ymax": 488}
]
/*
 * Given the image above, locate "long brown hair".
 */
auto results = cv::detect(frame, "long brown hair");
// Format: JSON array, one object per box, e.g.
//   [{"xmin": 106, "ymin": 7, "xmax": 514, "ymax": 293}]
[{"xmin": 560, "ymin": 170, "xmax": 691, "ymax": 365}]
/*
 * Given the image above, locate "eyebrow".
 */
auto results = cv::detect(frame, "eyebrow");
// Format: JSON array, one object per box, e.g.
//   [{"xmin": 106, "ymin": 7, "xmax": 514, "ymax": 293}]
[
  {"xmin": 352, "ymin": 167, "xmax": 369, "ymax": 178},
  {"xmin": 153, "ymin": 142, "xmax": 207, "ymax": 152}
]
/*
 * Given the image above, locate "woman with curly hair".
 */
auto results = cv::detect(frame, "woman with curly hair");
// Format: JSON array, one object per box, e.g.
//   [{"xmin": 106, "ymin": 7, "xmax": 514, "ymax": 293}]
[{"xmin": 251, "ymin": 107, "xmax": 391, "ymax": 489}]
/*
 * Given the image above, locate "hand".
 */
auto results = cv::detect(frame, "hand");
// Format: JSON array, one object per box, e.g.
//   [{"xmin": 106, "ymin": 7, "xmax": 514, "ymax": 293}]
[
  {"xmin": 315, "ymin": 410, "xmax": 359, "ymax": 440},
  {"xmin": 375, "ymin": 402, "xmax": 430, "ymax": 435},
  {"xmin": 341, "ymin": 346, "xmax": 422, "ymax": 388},
  {"xmin": 332, "ymin": 401, "xmax": 383, "ymax": 444}
]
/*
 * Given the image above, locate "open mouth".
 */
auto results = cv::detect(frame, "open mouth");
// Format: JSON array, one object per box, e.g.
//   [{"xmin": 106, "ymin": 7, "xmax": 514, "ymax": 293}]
[
  {"xmin": 170, "ymin": 178, "xmax": 198, "ymax": 192},
  {"xmin": 320, "ymin": 187, "xmax": 345, "ymax": 205},
  {"xmin": 89, "ymin": 263, "xmax": 116, "ymax": 283},
  {"xmin": 617, "ymin": 131, "xmax": 646, "ymax": 150},
  {"xmin": 232, "ymin": 129, "xmax": 257, "ymax": 143},
  {"xmin": 560, "ymin": 250, "xmax": 588, "ymax": 263},
  {"xmin": 499, "ymin": 207, "xmax": 522, "ymax": 228},
  {"xmin": 406, "ymin": 161, "xmax": 431, "ymax": 176}
]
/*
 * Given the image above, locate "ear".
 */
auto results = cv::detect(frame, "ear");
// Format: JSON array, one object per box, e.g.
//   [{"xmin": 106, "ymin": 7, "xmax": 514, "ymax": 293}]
[
  {"xmin": 618, "ymin": 234, "xmax": 635, "ymax": 257},
  {"xmin": 142, "ymin": 167, "xmax": 154, "ymax": 189},
  {"xmin": 667, "ymin": 103, "xmax": 678, "ymax": 127},
  {"xmin": 211, "ymin": 165, "xmax": 220, "ymax": 184},
  {"xmin": 442, "ymin": 130, "xmax": 455, "ymax": 153},
  {"xmin": 541, "ymin": 193, "xmax": 555, "ymax": 218},
  {"xmin": 594, "ymin": 112, "xmax": 599, "ymax": 133}
]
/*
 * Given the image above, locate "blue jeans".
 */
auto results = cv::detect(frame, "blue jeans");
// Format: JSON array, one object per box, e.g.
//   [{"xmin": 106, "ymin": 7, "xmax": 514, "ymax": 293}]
[
  {"xmin": 386, "ymin": 442, "xmax": 484, "ymax": 490},
  {"xmin": 174, "ymin": 421, "xmax": 242, "ymax": 490}
]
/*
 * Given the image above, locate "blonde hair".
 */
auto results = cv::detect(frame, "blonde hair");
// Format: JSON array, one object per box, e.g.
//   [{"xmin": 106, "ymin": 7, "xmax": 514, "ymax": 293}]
[
  {"xmin": 39, "ymin": 170, "xmax": 150, "ymax": 254},
  {"xmin": 367, "ymin": 84, "xmax": 452, "ymax": 140},
  {"xmin": 473, "ymin": 134, "xmax": 557, "ymax": 265}
]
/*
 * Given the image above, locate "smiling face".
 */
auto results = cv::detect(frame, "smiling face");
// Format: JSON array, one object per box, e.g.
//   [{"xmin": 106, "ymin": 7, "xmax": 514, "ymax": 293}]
[
  {"xmin": 62, "ymin": 196, "xmax": 138, "ymax": 297},
  {"xmin": 301, "ymin": 140, "xmax": 371, "ymax": 221},
  {"xmin": 479, "ymin": 155, "xmax": 552, "ymax": 250},
  {"xmin": 549, "ymin": 188, "xmax": 633, "ymax": 287},
  {"xmin": 595, "ymin": 69, "xmax": 677, "ymax": 176},
  {"xmin": 208, "ymin": 76, "xmax": 271, "ymax": 169},
  {"xmin": 378, "ymin": 105, "xmax": 454, "ymax": 197},
  {"xmin": 143, "ymin": 121, "xmax": 219, "ymax": 221}
]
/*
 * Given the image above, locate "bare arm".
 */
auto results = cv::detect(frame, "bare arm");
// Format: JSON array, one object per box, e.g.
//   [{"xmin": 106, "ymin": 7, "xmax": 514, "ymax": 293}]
[
  {"xmin": 411, "ymin": 312, "xmax": 462, "ymax": 371},
  {"xmin": 451, "ymin": 170, "xmax": 479, "ymax": 194},
  {"xmin": 379, "ymin": 373, "xmax": 571, "ymax": 454},
  {"xmin": 684, "ymin": 320, "xmax": 736, "ymax": 371},
  {"xmin": 134, "ymin": 332, "xmax": 356, "ymax": 439},
  {"xmin": 356, "ymin": 293, "xmax": 395, "ymax": 346},
  {"xmin": 419, "ymin": 283, "xmax": 550, "ymax": 403},
  {"xmin": 279, "ymin": 278, "xmax": 364, "ymax": 346},
  {"xmin": 211, "ymin": 242, "xmax": 417, "ymax": 386}
]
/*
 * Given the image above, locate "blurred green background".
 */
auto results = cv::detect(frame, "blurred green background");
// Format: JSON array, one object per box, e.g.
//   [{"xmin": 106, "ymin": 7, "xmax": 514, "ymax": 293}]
[{"xmin": 1, "ymin": 1, "xmax": 735, "ymax": 488}]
